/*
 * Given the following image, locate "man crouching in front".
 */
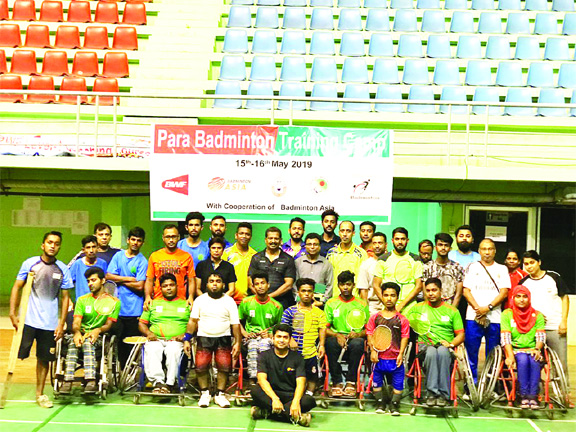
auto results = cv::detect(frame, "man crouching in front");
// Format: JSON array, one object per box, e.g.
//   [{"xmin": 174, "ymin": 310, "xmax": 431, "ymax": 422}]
[{"xmin": 250, "ymin": 323, "xmax": 316, "ymax": 427}]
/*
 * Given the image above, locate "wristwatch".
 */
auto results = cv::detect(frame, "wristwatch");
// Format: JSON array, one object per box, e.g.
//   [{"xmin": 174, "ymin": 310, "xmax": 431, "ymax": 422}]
[{"xmin": 488, "ymin": 304, "xmax": 494, "ymax": 311}]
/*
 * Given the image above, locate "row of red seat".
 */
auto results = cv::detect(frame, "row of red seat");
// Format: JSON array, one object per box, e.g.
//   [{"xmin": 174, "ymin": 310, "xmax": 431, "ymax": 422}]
[
  {"xmin": 1, "ymin": 48, "xmax": 129, "ymax": 76},
  {"xmin": 0, "ymin": 74, "xmax": 120, "ymax": 104},
  {"xmin": 1, "ymin": 24, "xmax": 138, "ymax": 49},
  {"xmin": 1, "ymin": 0, "xmax": 147, "ymax": 25}
]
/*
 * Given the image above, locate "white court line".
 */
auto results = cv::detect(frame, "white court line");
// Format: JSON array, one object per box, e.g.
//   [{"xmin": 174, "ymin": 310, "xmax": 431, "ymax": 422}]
[
  {"xmin": 0, "ymin": 420, "xmax": 42, "ymax": 424},
  {"xmin": 526, "ymin": 419, "xmax": 544, "ymax": 432}
]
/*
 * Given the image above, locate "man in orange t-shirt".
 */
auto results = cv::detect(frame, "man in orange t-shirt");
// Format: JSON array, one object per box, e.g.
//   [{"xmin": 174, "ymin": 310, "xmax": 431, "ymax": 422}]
[{"xmin": 144, "ymin": 224, "xmax": 196, "ymax": 309}]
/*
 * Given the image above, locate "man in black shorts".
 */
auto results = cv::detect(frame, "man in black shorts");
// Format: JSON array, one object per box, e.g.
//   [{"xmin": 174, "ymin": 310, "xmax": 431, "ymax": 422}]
[
  {"xmin": 9, "ymin": 231, "xmax": 74, "ymax": 408},
  {"xmin": 184, "ymin": 273, "xmax": 241, "ymax": 408},
  {"xmin": 251, "ymin": 323, "xmax": 316, "ymax": 427}
]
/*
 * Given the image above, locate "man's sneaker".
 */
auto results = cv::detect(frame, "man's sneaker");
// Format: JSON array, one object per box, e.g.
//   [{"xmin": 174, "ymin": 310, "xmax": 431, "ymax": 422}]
[
  {"xmin": 390, "ymin": 401, "xmax": 400, "ymax": 416},
  {"xmin": 250, "ymin": 406, "xmax": 267, "ymax": 420},
  {"xmin": 59, "ymin": 381, "xmax": 73, "ymax": 395},
  {"xmin": 436, "ymin": 397, "xmax": 447, "ymax": 408},
  {"xmin": 461, "ymin": 393, "xmax": 471, "ymax": 402},
  {"xmin": 84, "ymin": 380, "xmax": 97, "ymax": 394},
  {"xmin": 214, "ymin": 392, "xmax": 231, "ymax": 408},
  {"xmin": 198, "ymin": 390, "xmax": 211, "ymax": 408},
  {"xmin": 36, "ymin": 395, "xmax": 53, "ymax": 408},
  {"xmin": 426, "ymin": 397, "xmax": 437, "ymax": 407},
  {"xmin": 297, "ymin": 413, "xmax": 312, "ymax": 427}
]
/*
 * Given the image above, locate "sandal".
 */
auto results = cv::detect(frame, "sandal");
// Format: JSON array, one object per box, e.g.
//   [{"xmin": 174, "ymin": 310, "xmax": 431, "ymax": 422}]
[
  {"xmin": 330, "ymin": 383, "xmax": 344, "ymax": 398},
  {"xmin": 160, "ymin": 385, "xmax": 171, "ymax": 394},
  {"xmin": 152, "ymin": 384, "xmax": 164, "ymax": 394},
  {"xmin": 342, "ymin": 382, "xmax": 356, "ymax": 398}
]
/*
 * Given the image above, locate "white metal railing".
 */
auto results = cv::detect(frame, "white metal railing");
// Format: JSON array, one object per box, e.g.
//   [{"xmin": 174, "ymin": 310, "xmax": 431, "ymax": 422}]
[{"xmin": 0, "ymin": 89, "xmax": 575, "ymax": 164}]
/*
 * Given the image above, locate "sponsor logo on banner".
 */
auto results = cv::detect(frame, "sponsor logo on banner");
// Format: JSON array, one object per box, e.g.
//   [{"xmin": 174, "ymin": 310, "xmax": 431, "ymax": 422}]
[
  {"xmin": 271, "ymin": 180, "xmax": 287, "ymax": 197},
  {"xmin": 353, "ymin": 179, "xmax": 371, "ymax": 196},
  {"xmin": 162, "ymin": 174, "xmax": 189, "ymax": 196},
  {"xmin": 208, "ymin": 177, "xmax": 251, "ymax": 191},
  {"xmin": 312, "ymin": 179, "xmax": 328, "ymax": 194}
]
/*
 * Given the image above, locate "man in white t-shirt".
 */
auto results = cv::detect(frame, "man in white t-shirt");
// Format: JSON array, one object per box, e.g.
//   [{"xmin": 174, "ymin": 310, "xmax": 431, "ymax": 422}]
[
  {"xmin": 184, "ymin": 272, "xmax": 241, "ymax": 408},
  {"xmin": 463, "ymin": 238, "xmax": 510, "ymax": 382},
  {"xmin": 357, "ymin": 232, "xmax": 387, "ymax": 315}
]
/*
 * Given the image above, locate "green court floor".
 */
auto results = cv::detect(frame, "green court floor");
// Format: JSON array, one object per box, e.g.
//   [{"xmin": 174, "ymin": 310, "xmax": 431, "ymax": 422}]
[{"xmin": 0, "ymin": 384, "xmax": 574, "ymax": 432}]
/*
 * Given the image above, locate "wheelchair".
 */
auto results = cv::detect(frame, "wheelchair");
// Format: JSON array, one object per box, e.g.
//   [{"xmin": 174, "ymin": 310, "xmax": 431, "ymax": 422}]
[
  {"xmin": 317, "ymin": 340, "xmax": 370, "ymax": 410},
  {"xmin": 477, "ymin": 344, "xmax": 569, "ymax": 419},
  {"xmin": 406, "ymin": 344, "xmax": 480, "ymax": 417},
  {"xmin": 119, "ymin": 337, "xmax": 191, "ymax": 406},
  {"xmin": 51, "ymin": 333, "xmax": 118, "ymax": 400}
]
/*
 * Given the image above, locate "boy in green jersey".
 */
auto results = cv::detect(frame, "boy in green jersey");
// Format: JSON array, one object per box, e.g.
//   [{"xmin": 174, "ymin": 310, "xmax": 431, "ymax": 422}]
[
  {"xmin": 139, "ymin": 273, "xmax": 191, "ymax": 394},
  {"xmin": 408, "ymin": 278, "xmax": 464, "ymax": 407},
  {"xmin": 238, "ymin": 271, "xmax": 283, "ymax": 384},
  {"xmin": 325, "ymin": 270, "xmax": 369, "ymax": 398},
  {"xmin": 60, "ymin": 267, "xmax": 120, "ymax": 395}
]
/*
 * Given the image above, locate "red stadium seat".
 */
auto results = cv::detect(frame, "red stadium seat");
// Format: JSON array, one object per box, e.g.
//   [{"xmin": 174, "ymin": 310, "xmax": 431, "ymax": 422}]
[
  {"xmin": 95, "ymin": 2, "xmax": 119, "ymax": 24},
  {"xmin": 67, "ymin": 1, "xmax": 91, "ymax": 23},
  {"xmin": 41, "ymin": 50, "xmax": 68, "ymax": 75},
  {"xmin": 12, "ymin": 0, "xmax": 37, "ymax": 21},
  {"xmin": 122, "ymin": 2, "xmax": 146, "ymax": 25},
  {"xmin": 112, "ymin": 26, "xmax": 137, "ymax": 50},
  {"xmin": 71, "ymin": 50, "xmax": 98, "ymax": 76},
  {"xmin": 102, "ymin": 51, "xmax": 127, "ymax": 77},
  {"xmin": 83, "ymin": 26, "xmax": 109, "ymax": 49},
  {"xmin": 26, "ymin": 74, "xmax": 55, "ymax": 103},
  {"xmin": 92, "ymin": 76, "xmax": 118, "ymax": 105},
  {"xmin": 10, "ymin": 49, "xmax": 37, "ymax": 74},
  {"xmin": 0, "ymin": 24, "xmax": 22, "ymax": 47},
  {"xmin": 0, "ymin": 0, "xmax": 9, "ymax": 20},
  {"xmin": 39, "ymin": 0, "xmax": 64, "ymax": 22},
  {"xmin": 58, "ymin": 75, "xmax": 87, "ymax": 103},
  {"xmin": 0, "ymin": 49, "xmax": 7, "ymax": 73},
  {"xmin": 54, "ymin": 25, "xmax": 80, "ymax": 48},
  {"xmin": 24, "ymin": 24, "xmax": 51, "ymax": 48},
  {"xmin": 0, "ymin": 74, "xmax": 23, "ymax": 102}
]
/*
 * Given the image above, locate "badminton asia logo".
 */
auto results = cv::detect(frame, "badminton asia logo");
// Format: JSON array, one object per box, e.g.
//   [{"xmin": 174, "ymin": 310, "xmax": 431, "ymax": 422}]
[{"xmin": 162, "ymin": 174, "xmax": 189, "ymax": 196}]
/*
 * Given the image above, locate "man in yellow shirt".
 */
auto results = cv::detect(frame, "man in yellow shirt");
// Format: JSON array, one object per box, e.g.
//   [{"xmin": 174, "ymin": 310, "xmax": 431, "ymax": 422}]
[
  {"xmin": 223, "ymin": 222, "xmax": 257, "ymax": 305},
  {"xmin": 326, "ymin": 221, "xmax": 368, "ymax": 298}
]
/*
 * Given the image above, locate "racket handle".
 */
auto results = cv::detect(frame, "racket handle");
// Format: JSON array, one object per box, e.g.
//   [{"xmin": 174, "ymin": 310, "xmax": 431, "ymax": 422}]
[{"xmin": 337, "ymin": 347, "xmax": 346, "ymax": 363}]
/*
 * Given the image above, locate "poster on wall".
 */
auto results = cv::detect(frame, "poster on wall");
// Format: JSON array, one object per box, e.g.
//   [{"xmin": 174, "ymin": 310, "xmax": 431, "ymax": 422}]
[{"xmin": 150, "ymin": 125, "xmax": 393, "ymax": 224}]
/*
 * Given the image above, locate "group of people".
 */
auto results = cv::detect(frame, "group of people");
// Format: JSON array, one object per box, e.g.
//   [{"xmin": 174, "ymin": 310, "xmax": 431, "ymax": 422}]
[{"xmin": 8, "ymin": 213, "xmax": 571, "ymax": 426}]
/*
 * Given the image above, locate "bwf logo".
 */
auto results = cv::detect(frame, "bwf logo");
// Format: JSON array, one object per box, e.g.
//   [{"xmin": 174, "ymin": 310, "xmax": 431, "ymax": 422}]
[{"xmin": 162, "ymin": 175, "xmax": 189, "ymax": 196}]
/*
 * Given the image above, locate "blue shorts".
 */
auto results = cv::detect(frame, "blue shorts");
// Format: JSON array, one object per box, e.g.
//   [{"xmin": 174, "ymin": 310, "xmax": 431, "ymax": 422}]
[
  {"xmin": 304, "ymin": 356, "xmax": 320, "ymax": 382},
  {"xmin": 372, "ymin": 359, "xmax": 405, "ymax": 391}
]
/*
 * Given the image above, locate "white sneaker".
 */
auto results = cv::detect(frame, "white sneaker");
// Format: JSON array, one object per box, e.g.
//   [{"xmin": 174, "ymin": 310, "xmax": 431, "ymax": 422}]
[
  {"xmin": 214, "ymin": 392, "xmax": 230, "ymax": 408},
  {"xmin": 198, "ymin": 390, "xmax": 211, "ymax": 408}
]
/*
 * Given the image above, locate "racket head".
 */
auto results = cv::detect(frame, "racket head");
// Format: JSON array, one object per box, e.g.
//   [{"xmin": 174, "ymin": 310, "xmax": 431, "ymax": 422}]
[
  {"xmin": 123, "ymin": 336, "xmax": 147, "ymax": 344},
  {"xmin": 94, "ymin": 295, "xmax": 117, "ymax": 316},
  {"xmin": 372, "ymin": 325, "xmax": 393, "ymax": 352},
  {"xmin": 407, "ymin": 311, "xmax": 431, "ymax": 335},
  {"xmin": 103, "ymin": 280, "xmax": 118, "ymax": 296},
  {"xmin": 393, "ymin": 259, "xmax": 414, "ymax": 285},
  {"xmin": 346, "ymin": 308, "xmax": 367, "ymax": 332}
]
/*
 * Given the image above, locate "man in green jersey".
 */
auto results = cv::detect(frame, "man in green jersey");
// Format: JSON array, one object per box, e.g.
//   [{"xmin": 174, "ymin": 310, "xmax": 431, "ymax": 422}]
[
  {"xmin": 60, "ymin": 267, "xmax": 120, "ymax": 395},
  {"xmin": 408, "ymin": 278, "xmax": 464, "ymax": 407},
  {"xmin": 325, "ymin": 271, "xmax": 369, "ymax": 398},
  {"xmin": 372, "ymin": 227, "xmax": 423, "ymax": 315},
  {"xmin": 139, "ymin": 273, "xmax": 191, "ymax": 394},
  {"xmin": 238, "ymin": 271, "xmax": 283, "ymax": 384}
]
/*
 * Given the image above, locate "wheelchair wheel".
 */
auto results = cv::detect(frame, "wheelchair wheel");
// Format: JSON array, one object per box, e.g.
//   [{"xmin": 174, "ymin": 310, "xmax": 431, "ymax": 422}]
[
  {"xmin": 459, "ymin": 347, "xmax": 480, "ymax": 411},
  {"xmin": 106, "ymin": 337, "xmax": 119, "ymax": 393},
  {"xmin": 547, "ymin": 347, "xmax": 569, "ymax": 408},
  {"xmin": 356, "ymin": 399, "xmax": 365, "ymax": 411},
  {"xmin": 120, "ymin": 344, "xmax": 142, "ymax": 394},
  {"xmin": 133, "ymin": 394, "xmax": 141, "ymax": 404},
  {"xmin": 178, "ymin": 395, "xmax": 186, "ymax": 407},
  {"xmin": 478, "ymin": 345, "xmax": 502, "ymax": 408},
  {"xmin": 452, "ymin": 408, "xmax": 459, "ymax": 418}
]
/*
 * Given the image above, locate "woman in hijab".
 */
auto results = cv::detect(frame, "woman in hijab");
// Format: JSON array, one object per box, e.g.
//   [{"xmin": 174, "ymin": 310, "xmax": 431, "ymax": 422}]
[{"xmin": 500, "ymin": 285, "xmax": 546, "ymax": 409}]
